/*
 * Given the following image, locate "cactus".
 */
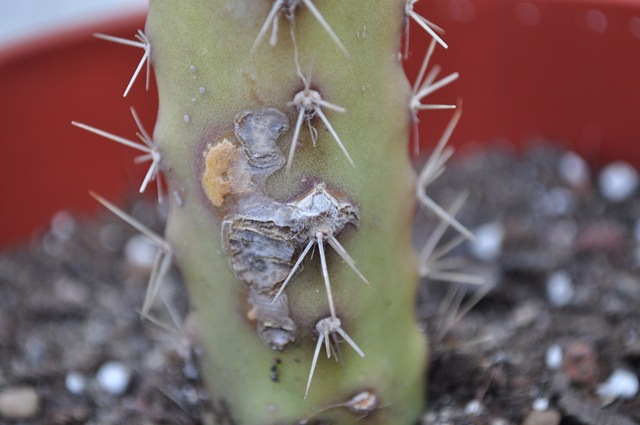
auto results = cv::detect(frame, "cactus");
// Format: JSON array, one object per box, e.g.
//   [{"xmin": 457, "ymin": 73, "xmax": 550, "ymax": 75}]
[{"xmin": 74, "ymin": 1, "xmax": 466, "ymax": 424}]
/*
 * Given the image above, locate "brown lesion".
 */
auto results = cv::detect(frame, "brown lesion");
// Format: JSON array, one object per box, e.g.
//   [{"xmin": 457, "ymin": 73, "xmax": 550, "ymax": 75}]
[
  {"xmin": 201, "ymin": 108, "xmax": 289, "ymax": 209},
  {"xmin": 202, "ymin": 138, "xmax": 252, "ymax": 207}
]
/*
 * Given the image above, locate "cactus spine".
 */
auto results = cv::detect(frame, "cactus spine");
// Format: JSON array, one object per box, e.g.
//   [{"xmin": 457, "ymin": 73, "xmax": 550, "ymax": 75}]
[{"xmin": 77, "ymin": 0, "xmax": 465, "ymax": 423}]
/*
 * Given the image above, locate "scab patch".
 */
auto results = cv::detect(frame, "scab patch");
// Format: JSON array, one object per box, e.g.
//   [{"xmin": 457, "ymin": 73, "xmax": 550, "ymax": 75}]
[
  {"xmin": 234, "ymin": 108, "xmax": 289, "ymax": 172},
  {"xmin": 222, "ymin": 183, "xmax": 360, "ymax": 351},
  {"xmin": 249, "ymin": 291, "xmax": 296, "ymax": 351},
  {"xmin": 222, "ymin": 183, "xmax": 359, "ymax": 295},
  {"xmin": 202, "ymin": 139, "xmax": 251, "ymax": 207},
  {"xmin": 222, "ymin": 218, "xmax": 297, "ymax": 293},
  {"xmin": 203, "ymin": 108, "xmax": 360, "ymax": 353}
]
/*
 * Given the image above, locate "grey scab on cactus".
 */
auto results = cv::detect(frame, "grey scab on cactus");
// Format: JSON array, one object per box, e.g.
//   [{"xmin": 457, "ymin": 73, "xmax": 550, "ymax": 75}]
[
  {"xmin": 234, "ymin": 109, "xmax": 289, "ymax": 173},
  {"xmin": 200, "ymin": 105, "xmax": 364, "ymax": 354}
]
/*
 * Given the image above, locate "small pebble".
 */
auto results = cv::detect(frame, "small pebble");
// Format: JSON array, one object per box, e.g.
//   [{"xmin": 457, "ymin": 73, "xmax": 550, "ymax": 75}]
[
  {"xmin": 96, "ymin": 361, "xmax": 131, "ymax": 395},
  {"xmin": 562, "ymin": 341, "xmax": 599, "ymax": 387},
  {"xmin": 547, "ymin": 220, "xmax": 577, "ymax": 248},
  {"xmin": 199, "ymin": 87, "xmax": 206, "ymax": 94},
  {"xmin": 54, "ymin": 278, "xmax": 89, "ymax": 307},
  {"xmin": 512, "ymin": 301, "xmax": 541, "ymax": 328},
  {"xmin": 184, "ymin": 114, "xmax": 191, "ymax": 124},
  {"xmin": 65, "ymin": 371, "xmax": 87, "ymax": 394},
  {"xmin": 532, "ymin": 397, "xmax": 549, "ymax": 411},
  {"xmin": 464, "ymin": 399, "xmax": 483, "ymax": 415},
  {"xmin": 596, "ymin": 368, "xmax": 639, "ymax": 400},
  {"xmin": 0, "ymin": 386, "xmax": 40, "ymax": 420},
  {"xmin": 422, "ymin": 412, "xmax": 437, "ymax": 423},
  {"xmin": 546, "ymin": 344, "xmax": 563, "ymax": 370},
  {"xmin": 522, "ymin": 409, "xmax": 561, "ymax": 425},
  {"xmin": 598, "ymin": 161, "xmax": 638, "ymax": 202},
  {"xmin": 124, "ymin": 235, "xmax": 158, "ymax": 269},
  {"xmin": 50, "ymin": 210, "xmax": 76, "ymax": 240},
  {"xmin": 468, "ymin": 222, "xmax": 504, "ymax": 261},
  {"xmin": 558, "ymin": 151, "xmax": 590, "ymax": 187},
  {"xmin": 539, "ymin": 187, "xmax": 576, "ymax": 215},
  {"xmin": 546, "ymin": 271, "xmax": 574, "ymax": 306}
]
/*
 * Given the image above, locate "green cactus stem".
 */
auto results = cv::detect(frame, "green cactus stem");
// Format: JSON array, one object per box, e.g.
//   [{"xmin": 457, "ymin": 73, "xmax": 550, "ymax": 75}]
[{"xmin": 135, "ymin": 0, "xmax": 432, "ymax": 423}]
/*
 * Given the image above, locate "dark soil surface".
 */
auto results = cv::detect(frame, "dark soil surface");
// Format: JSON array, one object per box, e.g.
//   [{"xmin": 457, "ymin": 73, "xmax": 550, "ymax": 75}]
[{"xmin": 1, "ymin": 144, "xmax": 639, "ymax": 425}]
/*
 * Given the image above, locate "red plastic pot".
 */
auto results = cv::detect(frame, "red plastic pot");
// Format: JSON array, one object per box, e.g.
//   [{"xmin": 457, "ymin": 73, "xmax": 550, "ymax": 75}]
[
  {"xmin": 2, "ymin": 0, "xmax": 639, "ymax": 246},
  {"xmin": 411, "ymin": 0, "xmax": 640, "ymax": 166},
  {"xmin": 0, "ymin": 11, "xmax": 157, "ymax": 246}
]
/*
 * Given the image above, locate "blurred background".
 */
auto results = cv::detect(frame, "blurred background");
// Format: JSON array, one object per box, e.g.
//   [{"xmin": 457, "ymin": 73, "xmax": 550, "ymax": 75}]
[
  {"xmin": 1, "ymin": 0, "xmax": 640, "ymax": 246},
  {"xmin": 0, "ymin": 0, "xmax": 147, "ymax": 51}
]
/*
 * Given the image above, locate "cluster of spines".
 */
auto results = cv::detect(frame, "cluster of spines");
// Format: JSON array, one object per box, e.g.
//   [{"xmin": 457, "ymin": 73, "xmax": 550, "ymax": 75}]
[{"xmin": 72, "ymin": 0, "xmax": 475, "ymax": 400}]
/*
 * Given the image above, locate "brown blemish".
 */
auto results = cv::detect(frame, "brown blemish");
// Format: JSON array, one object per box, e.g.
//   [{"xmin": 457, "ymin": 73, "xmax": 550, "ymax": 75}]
[{"xmin": 202, "ymin": 139, "xmax": 251, "ymax": 207}]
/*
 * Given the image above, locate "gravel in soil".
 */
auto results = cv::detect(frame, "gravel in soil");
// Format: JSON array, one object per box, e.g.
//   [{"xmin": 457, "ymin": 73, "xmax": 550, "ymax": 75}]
[
  {"xmin": 1, "ymin": 143, "xmax": 639, "ymax": 424},
  {"xmin": 418, "ymin": 144, "xmax": 640, "ymax": 425}
]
